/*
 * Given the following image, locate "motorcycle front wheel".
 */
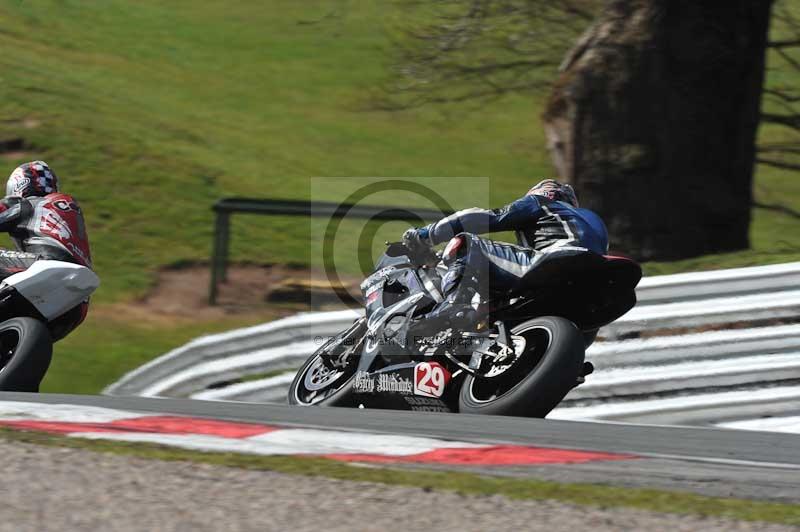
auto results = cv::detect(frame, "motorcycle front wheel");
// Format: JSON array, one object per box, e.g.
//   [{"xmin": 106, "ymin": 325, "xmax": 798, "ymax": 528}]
[
  {"xmin": 458, "ymin": 316, "xmax": 584, "ymax": 418},
  {"xmin": 0, "ymin": 317, "xmax": 53, "ymax": 392},
  {"xmin": 288, "ymin": 318, "xmax": 365, "ymax": 407}
]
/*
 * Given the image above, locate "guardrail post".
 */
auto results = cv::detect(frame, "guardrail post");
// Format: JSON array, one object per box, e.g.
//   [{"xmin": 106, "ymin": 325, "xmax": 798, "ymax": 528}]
[
  {"xmin": 219, "ymin": 212, "xmax": 231, "ymax": 283},
  {"xmin": 209, "ymin": 210, "xmax": 230, "ymax": 305}
]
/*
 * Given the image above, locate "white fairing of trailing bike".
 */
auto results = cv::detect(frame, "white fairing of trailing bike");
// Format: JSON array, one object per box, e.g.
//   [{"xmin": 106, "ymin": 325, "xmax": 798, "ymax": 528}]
[{"xmin": 2, "ymin": 260, "xmax": 99, "ymax": 320}]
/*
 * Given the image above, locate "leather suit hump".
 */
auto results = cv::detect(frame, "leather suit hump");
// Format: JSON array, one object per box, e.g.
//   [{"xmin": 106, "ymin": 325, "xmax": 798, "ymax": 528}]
[{"xmin": 0, "ymin": 193, "xmax": 92, "ymax": 268}]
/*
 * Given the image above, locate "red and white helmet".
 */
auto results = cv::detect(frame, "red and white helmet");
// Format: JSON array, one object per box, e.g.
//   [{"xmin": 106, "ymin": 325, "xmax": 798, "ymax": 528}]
[
  {"xmin": 527, "ymin": 179, "xmax": 578, "ymax": 208},
  {"xmin": 6, "ymin": 161, "xmax": 60, "ymax": 198}
]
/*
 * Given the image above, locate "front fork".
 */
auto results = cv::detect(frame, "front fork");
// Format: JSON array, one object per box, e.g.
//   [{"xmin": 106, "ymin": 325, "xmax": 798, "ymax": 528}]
[{"xmin": 320, "ymin": 318, "xmax": 367, "ymax": 370}]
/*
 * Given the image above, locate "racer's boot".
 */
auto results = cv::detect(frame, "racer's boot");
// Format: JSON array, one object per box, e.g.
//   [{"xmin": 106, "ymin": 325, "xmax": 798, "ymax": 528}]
[
  {"xmin": 411, "ymin": 236, "xmax": 484, "ymax": 338},
  {"xmin": 410, "ymin": 285, "xmax": 479, "ymax": 338}
]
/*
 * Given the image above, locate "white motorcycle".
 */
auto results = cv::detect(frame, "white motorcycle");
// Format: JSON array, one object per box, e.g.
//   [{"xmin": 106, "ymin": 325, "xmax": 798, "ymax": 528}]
[{"xmin": 0, "ymin": 260, "xmax": 99, "ymax": 391}]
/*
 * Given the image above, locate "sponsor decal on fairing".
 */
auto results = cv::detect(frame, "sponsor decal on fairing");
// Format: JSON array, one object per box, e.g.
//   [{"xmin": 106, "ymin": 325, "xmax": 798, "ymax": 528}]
[
  {"xmin": 377, "ymin": 373, "xmax": 413, "ymax": 394},
  {"xmin": 413, "ymin": 362, "xmax": 450, "ymax": 398},
  {"xmin": 353, "ymin": 371, "xmax": 374, "ymax": 393},
  {"xmin": 365, "ymin": 284, "xmax": 380, "ymax": 305},
  {"xmin": 403, "ymin": 395, "xmax": 451, "ymax": 412},
  {"xmin": 353, "ymin": 371, "xmax": 413, "ymax": 394}
]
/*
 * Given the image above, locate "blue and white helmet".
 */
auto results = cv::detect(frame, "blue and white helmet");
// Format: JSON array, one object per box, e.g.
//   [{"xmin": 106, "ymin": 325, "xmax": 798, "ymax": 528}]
[
  {"xmin": 6, "ymin": 161, "xmax": 60, "ymax": 198},
  {"xmin": 527, "ymin": 179, "xmax": 578, "ymax": 208}
]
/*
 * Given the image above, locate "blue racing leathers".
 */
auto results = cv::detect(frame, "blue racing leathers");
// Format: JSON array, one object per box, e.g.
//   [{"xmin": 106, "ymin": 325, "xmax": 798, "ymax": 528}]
[
  {"xmin": 422, "ymin": 194, "xmax": 607, "ymax": 254},
  {"xmin": 414, "ymin": 194, "xmax": 609, "ymax": 329}
]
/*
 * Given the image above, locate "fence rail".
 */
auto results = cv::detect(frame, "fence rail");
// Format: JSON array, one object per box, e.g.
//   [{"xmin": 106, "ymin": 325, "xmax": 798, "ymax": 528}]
[
  {"xmin": 209, "ymin": 197, "xmax": 452, "ymax": 304},
  {"xmin": 106, "ymin": 261, "xmax": 800, "ymax": 428}
]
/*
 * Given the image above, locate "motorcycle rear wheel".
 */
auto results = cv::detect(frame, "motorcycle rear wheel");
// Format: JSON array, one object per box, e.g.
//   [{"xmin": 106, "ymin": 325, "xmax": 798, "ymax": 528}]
[
  {"xmin": 458, "ymin": 316, "xmax": 584, "ymax": 418},
  {"xmin": 288, "ymin": 318, "xmax": 365, "ymax": 407},
  {"xmin": 0, "ymin": 317, "xmax": 53, "ymax": 392}
]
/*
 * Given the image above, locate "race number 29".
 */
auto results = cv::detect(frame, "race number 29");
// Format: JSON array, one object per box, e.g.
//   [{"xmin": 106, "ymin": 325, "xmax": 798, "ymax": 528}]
[{"xmin": 414, "ymin": 362, "xmax": 450, "ymax": 398}]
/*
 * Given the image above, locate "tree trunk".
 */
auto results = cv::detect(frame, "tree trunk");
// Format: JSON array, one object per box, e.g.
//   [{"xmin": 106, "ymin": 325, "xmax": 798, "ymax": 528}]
[{"xmin": 543, "ymin": 0, "xmax": 774, "ymax": 261}]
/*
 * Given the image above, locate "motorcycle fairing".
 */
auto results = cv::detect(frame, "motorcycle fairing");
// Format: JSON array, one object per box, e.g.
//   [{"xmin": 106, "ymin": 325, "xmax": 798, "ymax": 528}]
[
  {"xmin": 361, "ymin": 261, "xmax": 438, "ymax": 320},
  {"xmin": 2, "ymin": 260, "xmax": 99, "ymax": 321},
  {"xmin": 364, "ymin": 291, "xmax": 426, "ymax": 352}
]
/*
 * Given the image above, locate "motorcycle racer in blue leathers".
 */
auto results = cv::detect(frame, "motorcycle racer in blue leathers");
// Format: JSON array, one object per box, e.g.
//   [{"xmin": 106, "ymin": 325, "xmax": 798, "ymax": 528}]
[{"xmin": 403, "ymin": 179, "xmax": 609, "ymax": 331}]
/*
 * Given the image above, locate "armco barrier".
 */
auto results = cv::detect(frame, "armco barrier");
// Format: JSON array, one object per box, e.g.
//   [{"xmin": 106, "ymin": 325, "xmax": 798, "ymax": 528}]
[
  {"xmin": 188, "ymin": 323, "xmax": 800, "ymax": 405},
  {"xmin": 603, "ymin": 289, "xmax": 800, "ymax": 338},
  {"xmin": 105, "ymin": 309, "xmax": 359, "ymax": 397},
  {"xmin": 105, "ymin": 262, "xmax": 800, "ymax": 415},
  {"xmin": 634, "ymin": 260, "xmax": 800, "ymax": 304}
]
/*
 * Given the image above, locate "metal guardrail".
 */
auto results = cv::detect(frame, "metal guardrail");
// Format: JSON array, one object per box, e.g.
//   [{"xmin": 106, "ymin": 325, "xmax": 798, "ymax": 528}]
[
  {"xmin": 105, "ymin": 309, "xmax": 359, "ymax": 397},
  {"xmin": 188, "ymin": 323, "xmax": 800, "ymax": 405},
  {"xmin": 550, "ymin": 385, "xmax": 800, "ymax": 426},
  {"xmin": 106, "ymin": 262, "xmax": 800, "ymax": 423},
  {"xmin": 604, "ymin": 289, "xmax": 800, "ymax": 338},
  {"xmin": 209, "ymin": 198, "xmax": 453, "ymax": 305},
  {"xmin": 634, "ymin": 260, "xmax": 800, "ymax": 304}
]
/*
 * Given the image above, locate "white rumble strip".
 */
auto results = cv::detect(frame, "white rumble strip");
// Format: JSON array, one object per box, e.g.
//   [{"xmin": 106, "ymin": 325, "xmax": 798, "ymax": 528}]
[{"xmin": 0, "ymin": 401, "xmax": 632, "ymax": 466}]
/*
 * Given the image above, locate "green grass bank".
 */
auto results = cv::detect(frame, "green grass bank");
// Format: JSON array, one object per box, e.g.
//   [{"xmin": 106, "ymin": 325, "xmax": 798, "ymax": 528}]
[{"xmin": 0, "ymin": 0, "xmax": 797, "ymax": 391}]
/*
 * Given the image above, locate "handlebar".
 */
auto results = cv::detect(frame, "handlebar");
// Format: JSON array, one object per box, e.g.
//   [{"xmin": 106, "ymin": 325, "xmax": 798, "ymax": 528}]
[{"xmin": 385, "ymin": 241, "xmax": 439, "ymax": 267}]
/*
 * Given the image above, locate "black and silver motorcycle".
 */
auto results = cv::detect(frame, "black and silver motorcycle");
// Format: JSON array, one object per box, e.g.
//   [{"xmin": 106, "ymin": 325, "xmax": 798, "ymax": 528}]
[{"xmin": 289, "ymin": 240, "xmax": 641, "ymax": 417}]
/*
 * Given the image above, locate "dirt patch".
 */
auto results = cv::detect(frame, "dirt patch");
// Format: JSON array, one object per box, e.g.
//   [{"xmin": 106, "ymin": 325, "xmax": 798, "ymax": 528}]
[
  {"xmin": 0, "ymin": 137, "xmax": 26, "ymax": 152},
  {"xmin": 0, "ymin": 151, "xmax": 34, "ymax": 160},
  {"xmin": 0, "ymin": 137, "xmax": 34, "ymax": 161},
  {"xmin": 21, "ymin": 118, "xmax": 40, "ymax": 129},
  {"xmin": 0, "ymin": 118, "xmax": 40, "ymax": 129},
  {"xmin": 113, "ymin": 263, "xmax": 361, "ymax": 324},
  {"xmin": 0, "ymin": 119, "xmax": 41, "ymax": 161}
]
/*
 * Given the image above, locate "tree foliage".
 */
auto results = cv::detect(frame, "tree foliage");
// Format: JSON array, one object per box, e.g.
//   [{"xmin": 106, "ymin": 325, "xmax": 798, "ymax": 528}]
[
  {"xmin": 389, "ymin": 0, "xmax": 800, "ymax": 173},
  {"xmin": 385, "ymin": 0, "xmax": 600, "ymax": 107},
  {"xmin": 761, "ymin": 1, "xmax": 800, "ymax": 172}
]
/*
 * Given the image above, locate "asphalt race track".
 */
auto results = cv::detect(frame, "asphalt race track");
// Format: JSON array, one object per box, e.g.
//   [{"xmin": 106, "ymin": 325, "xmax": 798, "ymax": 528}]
[{"xmin": 2, "ymin": 392, "xmax": 798, "ymax": 503}]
